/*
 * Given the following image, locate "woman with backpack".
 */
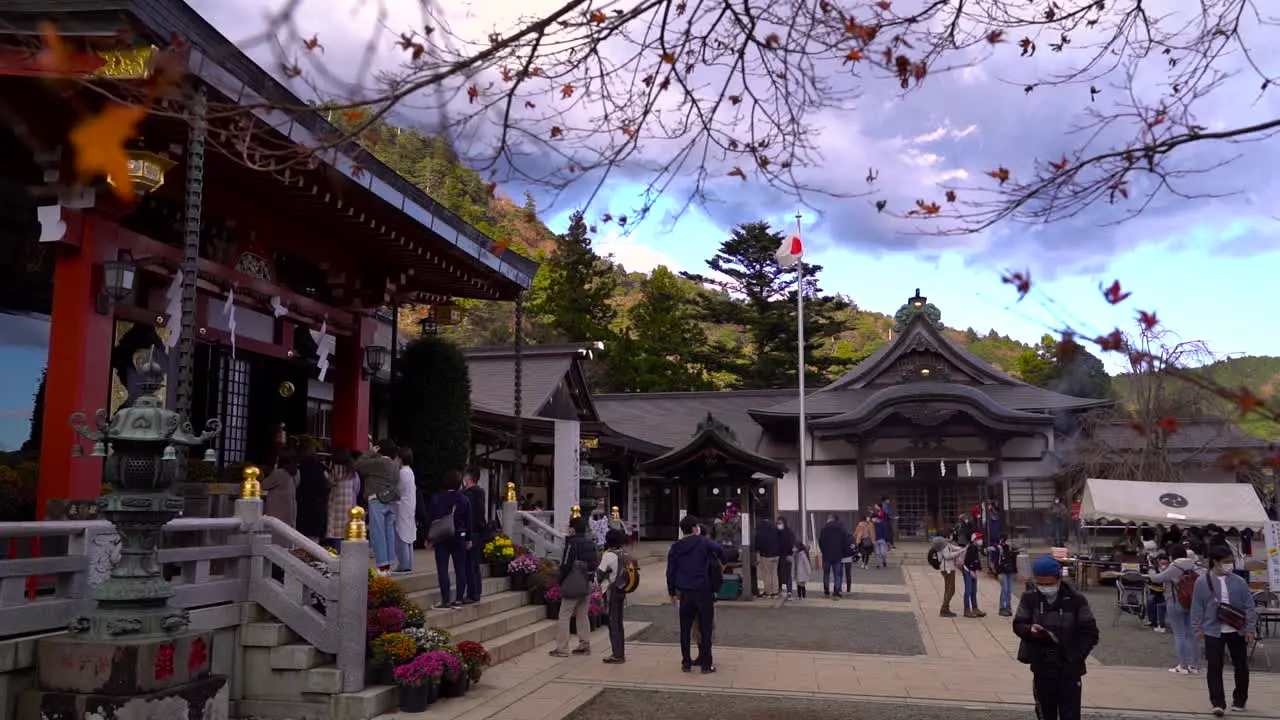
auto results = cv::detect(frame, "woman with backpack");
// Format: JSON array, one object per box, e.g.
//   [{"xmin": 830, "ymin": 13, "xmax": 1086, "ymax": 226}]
[
  {"xmin": 597, "ymin": 528, "xmax": 637, "ymax": 664},
  {"xmin": 1149, "ymin": 543, "xmax": 1202, "ymax": 675}
]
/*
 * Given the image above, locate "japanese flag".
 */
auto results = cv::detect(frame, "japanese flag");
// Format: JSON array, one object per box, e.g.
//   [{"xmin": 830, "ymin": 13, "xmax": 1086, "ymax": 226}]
[{"xmin": 775, "ymin": 234, "xmax": 803, "ymax": 267}]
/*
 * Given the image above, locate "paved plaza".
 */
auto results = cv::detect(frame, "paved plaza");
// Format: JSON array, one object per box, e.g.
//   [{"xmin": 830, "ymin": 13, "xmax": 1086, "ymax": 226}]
[{"xmin": 380, "ymin": 562, "xmax": 1280, "ymax": 719}]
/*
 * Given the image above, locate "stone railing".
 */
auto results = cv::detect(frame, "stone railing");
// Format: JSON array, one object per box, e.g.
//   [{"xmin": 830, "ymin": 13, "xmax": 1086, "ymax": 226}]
[
  {"xmin": 502, "ymin": 502, "xmax": 565, "ymax": 559},
  {"xmin": 0, "ymin": 497, "xmax": 369, "ymax": 693}
]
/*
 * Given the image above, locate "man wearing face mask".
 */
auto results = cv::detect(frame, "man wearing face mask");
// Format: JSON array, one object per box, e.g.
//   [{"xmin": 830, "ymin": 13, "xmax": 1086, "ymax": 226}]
[
  {"xmin": 1013, "ymin": 556, "xmax": 1100, "ymax": 720},
  {"xmin": 1191, "ymin": 546, "xmax": 1257, "ymax": 716}
]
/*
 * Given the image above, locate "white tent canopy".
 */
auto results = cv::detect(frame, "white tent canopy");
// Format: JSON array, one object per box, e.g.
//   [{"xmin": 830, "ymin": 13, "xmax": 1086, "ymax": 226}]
[{"xmin": 1080, "ymin": 478, "xmax": 1269, "ymax": 529}]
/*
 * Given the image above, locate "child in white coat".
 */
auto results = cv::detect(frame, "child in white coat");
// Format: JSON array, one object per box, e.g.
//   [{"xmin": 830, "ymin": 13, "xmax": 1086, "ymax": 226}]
[{"xmin": 793, "ymin": 543, "xmax": 812, "ymax": 600}]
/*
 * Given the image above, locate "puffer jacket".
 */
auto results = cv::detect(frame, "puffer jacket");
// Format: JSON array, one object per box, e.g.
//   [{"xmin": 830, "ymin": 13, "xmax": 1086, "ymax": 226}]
[{"xmin": 1013, "ymin": 582, "xmax": 1100, "ymax": 679}]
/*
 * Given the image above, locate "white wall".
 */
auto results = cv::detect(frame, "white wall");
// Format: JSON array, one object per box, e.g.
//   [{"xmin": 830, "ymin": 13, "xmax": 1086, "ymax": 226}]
[
  {"xmin": 776, "ymin": 462, "xmax": 859, "ymax": 512},
  {"xmin": 811, "ymin": 437, "xmax": 856, "ymax": 461}
]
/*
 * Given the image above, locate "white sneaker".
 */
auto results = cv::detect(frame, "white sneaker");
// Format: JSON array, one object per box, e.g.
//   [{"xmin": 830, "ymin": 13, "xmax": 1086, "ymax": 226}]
[
  {"xmin": 1212, "ymin": 708, "xmax": 1225, "ymax": 718},
  {"xmin": 1168, "ymin": 665, "xmax": 1188, "ymax": 674},
  {"xmin": 1153, "ymin": 627, "xmax": 1168, "ymax": 634}
]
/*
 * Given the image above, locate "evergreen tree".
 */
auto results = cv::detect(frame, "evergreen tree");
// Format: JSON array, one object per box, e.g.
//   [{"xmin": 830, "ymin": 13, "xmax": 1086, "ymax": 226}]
[
  {"xmin": 20, "ymin": 366, "xmax": 46, "ymax": 457},
  {"xmin": 601, "ymin": 266, "xmax": 710, "ymax": 392},
  {"xmin": 529, "ymin": 211, "xmax": 617, "ymax": 343},
  {"xmin": 389, "ymin": 336, "xmax": 472, "ymax": 493},
  {"xmin": 682, "ymin": 221, "xmax": 846, "ymax": 389},
  {"xmin": 1013, "ymin": 334, "xmax": 1113, "ymax": 400}
]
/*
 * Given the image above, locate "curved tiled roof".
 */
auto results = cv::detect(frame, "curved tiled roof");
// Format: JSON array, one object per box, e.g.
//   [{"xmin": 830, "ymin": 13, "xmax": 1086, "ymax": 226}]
[{"xmin": 808, "ymin": 383, "xmax": 1056, "ymax": 435}]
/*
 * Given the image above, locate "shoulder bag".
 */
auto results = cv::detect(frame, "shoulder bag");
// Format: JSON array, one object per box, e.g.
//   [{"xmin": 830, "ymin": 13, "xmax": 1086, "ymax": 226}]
[
  {"xmin": 1209, "ymin": 575, "xmax": 1248, "ymax": 631},
  {"xmin": 560, "ymin": 541, "xmax": 593, "ymax": 599}
]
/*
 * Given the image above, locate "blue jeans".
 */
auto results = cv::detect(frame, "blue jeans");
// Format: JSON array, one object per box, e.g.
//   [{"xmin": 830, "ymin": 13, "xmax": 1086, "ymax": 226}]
[
  {"xmin": 1167, "ymin": 604, "xmax": 1197, "ymax": 669},
  {"xmin": 962, "ymin": 570, "xmax": 978, "ymax": 610},
  {"xmin": 874, "ymin": 539, "xmax": 888, "ymax": 567},
  {"xmin": 1146, "ymin": 596, "xmax": 1167, "ymax": 628},
  {"xmin": 395, "ymin": 540, "xmax": 414, "ymax": 572},
  {"xmin": 463, "ymin": 541, "xmax": 484, "ymax": 602},
  {"xmin": 367, "ymin": 498, "xmax": 397, "ymax": 568},
  {"xmin": 822, "ymin": 560, "xmax": 842, "ymax": 596},
  {"xmin": 433, "ymin": 540, "xmax": 466, "ymax": 605},
  {"xmin": 999, "ymin": 572, "xmax": 1015, "ymax": 610}
]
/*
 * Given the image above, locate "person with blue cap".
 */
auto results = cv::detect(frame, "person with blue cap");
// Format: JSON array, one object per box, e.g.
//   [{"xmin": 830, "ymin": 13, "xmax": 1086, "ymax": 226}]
[{"xmin": 1012, "ymin": 555, "xmax": 1099, "ymax": 720}]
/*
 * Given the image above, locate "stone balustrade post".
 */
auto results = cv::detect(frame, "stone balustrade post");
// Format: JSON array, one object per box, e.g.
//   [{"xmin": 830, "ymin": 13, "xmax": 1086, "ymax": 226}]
[
  {"xmin": 336, "ymin": 509, "xmax": 369, "ymax": 692},
  {"xmin": 502, "ymin": 501, "xmax": 518, "ymax": 544}
]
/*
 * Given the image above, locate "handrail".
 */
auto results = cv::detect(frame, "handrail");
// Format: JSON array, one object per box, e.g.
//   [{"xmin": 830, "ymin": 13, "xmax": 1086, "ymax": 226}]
[
  {"xmin": 260, "ymin": 516, "xmax": 340, "ymax": 569},
  {"xmin": 512, "ymin": 508, "xmax": 566, "ymax": 559}
]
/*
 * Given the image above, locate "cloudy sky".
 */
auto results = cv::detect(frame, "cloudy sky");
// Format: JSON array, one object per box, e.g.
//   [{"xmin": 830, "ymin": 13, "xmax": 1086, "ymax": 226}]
[{"xmin": 3, "ymin": 1, "xmax": 1276, "ymax": 449}]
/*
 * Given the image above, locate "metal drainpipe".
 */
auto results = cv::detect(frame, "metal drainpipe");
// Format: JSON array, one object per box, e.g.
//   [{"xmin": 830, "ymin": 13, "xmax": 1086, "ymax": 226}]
[
  {"xmin": 513, "ymin": 292, "xmax": 525, "ymax": 503},
  {"xmin": 388, "ymin": 304, "xmax": 399, "ymax": 435}
]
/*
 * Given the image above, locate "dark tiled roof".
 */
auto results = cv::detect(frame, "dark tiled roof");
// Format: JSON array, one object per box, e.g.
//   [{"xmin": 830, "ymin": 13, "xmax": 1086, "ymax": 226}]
[
  {"xmin": 594, "ymin": 390, "xmax": 805, "ymax": 451},
  {"xmin": 1081, "ymin": 420, "xmax": 1272, "ymax": 452},
  {"xmin": 808, "ymin": 383, "xmax": 1056, "ymax": 435},
  {"xmin": 754, "ymin": 383, "xmax": 1110, "ymax": 419},
  {"xmin": 638, "ymin": 413, "xmax": 788, "ymax": 477},
  {"xmin": 465, "ymin": 351, "xmax": 573, "ymax": 418}
]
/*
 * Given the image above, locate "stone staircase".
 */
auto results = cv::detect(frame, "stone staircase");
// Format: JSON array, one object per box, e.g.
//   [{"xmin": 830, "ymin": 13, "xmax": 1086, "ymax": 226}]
[{"xmin": 235, "ymin": 564, "xmax": 557, "ymax": 720}]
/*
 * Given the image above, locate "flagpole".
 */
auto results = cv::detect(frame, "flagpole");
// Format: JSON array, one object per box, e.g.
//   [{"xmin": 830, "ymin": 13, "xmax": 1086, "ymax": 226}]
[{"xmin": 795, "ymin": 211, "xmax": 809, "ymax": 546}]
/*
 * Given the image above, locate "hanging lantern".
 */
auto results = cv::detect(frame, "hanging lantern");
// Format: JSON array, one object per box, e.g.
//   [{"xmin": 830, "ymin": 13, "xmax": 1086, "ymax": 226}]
[
  {"xmin": 884, "ymin": 459, "xmax": 891, "ymax": 475},
  {"xmin": 909, "ymin": 460, "xmax": 915, "ymax": 477},
  {"xmin": 940, "ymin": 459, "xmax": 946, "ymax": 476},
  {"xmin": 106, "ymin": 149, "xmax": 177, "ymax": 195},
  {"xmin": 90, "ymin": 441, "xmax": 107, "ymax": 458},
  {"xmin": 202, "ymin": 447, "xmax": 217, "ymax": 463},
  {"xmin": 162, "ymin": 445, "xmax": 177, "ymax": 461},
  {"xmin": 965, "ymin": 459, "xmax": 973, "ymax": 477}
]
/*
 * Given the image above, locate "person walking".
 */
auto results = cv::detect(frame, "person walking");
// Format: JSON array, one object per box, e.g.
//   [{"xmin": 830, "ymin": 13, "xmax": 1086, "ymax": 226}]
[
  {"xmin": 355, "ymin": 440, "xmax": 401, "ymax": 575},
  {"xmin": 324, "ymin": 448, "xmax": 359, "ymax": 548},
  {"xmin": 1049, "ymin": 497, "xmax": 1069, "ymax": 547},
  {"xmin": 1150, "ymin": 543, "xmax": 1201, "ymax": 674},
  {"xmin": 666, "ymin": 515, "xmax": 725, "ymax": 673},
  {"xmin": 995, "ymin": 535, "xmax": 1019, "ymax": 616},
  {"xmin": 931, "ymin": 534, "xmax": 963, "ymax": 617},
  {"xmin": 1013, "ymin": 556, "xmax": 1100, "ymax": 720},
  {"xmin": 596, "ymin": 528, "xmax": 635, "ymax": 664},
  {"xmin": 962, "ymin": 532, "xmax": 987, "ymax": 618},
  {"xmin": 425, "ymin": 472, "xmax": 472, "ymax": 608},
  {"xmin": 880, "ymin": 496, "xmax": 895, "ymax": 549},
  {"xmin": 817, "ymin": 514, "xmax": 851, "ymax": 598},
  {"xmin": 872, "ymin": 514, "xmax": 890, "ymax": 569},
  {"xmin": 392, "ymin": 447, "xmax": 417, "ymax": 574},
  {"xmin": 1191, "ymin": 546, "xmax": 1257, "ymax": 716},
  {"xmin": 753, "ymin": 515, "xmax": 781, "ymax": 598},
  {"xmin": 262, "ymin": 448, "xmax": 299, "ymax": 528},
  {"xmin": 853, "ymin": 514, "xmax": 875, "ymax": 570},
  {"xmin": 460, "ymin": 467, "xmax": 488, "ymax": 603},
  {"xmin": 551, "ymin": 515, "xmax": 600, "ymax": 657},
  {"xmin": 776, "ymin": 517, "xmax": 796, "ymax": 599}
]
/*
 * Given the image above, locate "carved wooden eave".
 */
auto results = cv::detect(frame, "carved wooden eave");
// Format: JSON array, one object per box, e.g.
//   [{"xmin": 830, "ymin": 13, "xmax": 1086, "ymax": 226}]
[
  {"xmin": 638, "ymin": 413, "xmax": 787, "ymax": 478},
  {"xmin": 808, "ymin": 383, "xmax": 1055, "ymax": 438}
]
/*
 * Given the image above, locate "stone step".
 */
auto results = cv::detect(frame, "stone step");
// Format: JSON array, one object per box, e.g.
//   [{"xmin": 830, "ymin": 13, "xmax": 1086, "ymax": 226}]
[
  {"xmin": 269, "ymin": 643, "xmax": 334, "ymax": 671},
  {"xmin": 241, "ymin": 621, "xmax": 300, "ymax": 648},
  {"xmin": 449, "ymin": 604, "xmax": 547, "ymax": 645},
  {"xmin": 402, "ymin": 575, "xmax": 510, "ymax": 606},
  {"xmin": 244, "ymin": 647, "xmax": 346, "ymax": 698},
  {"xmin": 391, "ymin": 563, "xmax": 493, "ymax": 595},
  {"xmin": 410, "ymin": 590, "xmax": 528, "ymax": 630}
]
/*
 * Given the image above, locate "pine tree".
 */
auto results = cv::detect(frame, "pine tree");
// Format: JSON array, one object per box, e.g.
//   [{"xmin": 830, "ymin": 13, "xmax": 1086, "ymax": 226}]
[
  {"xmin": 389, "ymin": 336, "xmax": 472, "ymax": 493},
  {"xmin": 601, "ymin": 266, "xmax": 710, "ymax": 392},
  {"xmin": 529, "ymin": 211, "xmax": 617, "ymax": 343},
  {"xmin": 682, "ymin": 221, "xmax": 846, "ymax": 389}
]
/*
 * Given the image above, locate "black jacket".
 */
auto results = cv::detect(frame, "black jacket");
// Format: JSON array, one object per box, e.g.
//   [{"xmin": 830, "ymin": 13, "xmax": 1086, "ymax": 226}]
[
  {"xmin": 462, "ymin": 485, "xmax": 487, "ymax": 540},
  {"xmin": 754, "ymin": 520, "xmax": 781, "ymax": 557},
  {"xmin": 996, "ymin": 542, "xmax": 1019, "ymax": 574},
  {"xmin": 962, "ymin": 543, "xmax": 983, "ymax": 573},
  {"xmin": 1012, "ymin": 583, "xmax": 1099, "ymax": 679},
  {"xmin": 666, "ymin": 535, "xmax": 725, "ymax": 595},
  {"xmin": 558, "ymin": 534, "xmax": 600, "ymax": 584},
  {"xmin": 778, "ymin": 527, "xmax": 797, "ymax": 557},
  {"xmin": 817, "ymin": 521, "xmax": 851, "ymax": 562}
]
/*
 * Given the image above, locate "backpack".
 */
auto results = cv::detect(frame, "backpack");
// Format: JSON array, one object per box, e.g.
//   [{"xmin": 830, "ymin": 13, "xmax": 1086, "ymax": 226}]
[
  {"xmin": 927, "ymin": 547, "xmax": 942, "ymax": 570},
  {"xmin": 611, "ymin": 550, "xmax": 641, "ymax": 594},
  {"xmin": 1175, "ymin": 568, "xmax": 1200, "ymax": 610}
]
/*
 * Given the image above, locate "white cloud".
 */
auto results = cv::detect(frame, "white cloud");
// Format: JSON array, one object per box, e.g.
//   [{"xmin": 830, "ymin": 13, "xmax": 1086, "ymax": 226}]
[{"xmin": 594, "ymin": 230, "xmax": 680, "ymax": 274}]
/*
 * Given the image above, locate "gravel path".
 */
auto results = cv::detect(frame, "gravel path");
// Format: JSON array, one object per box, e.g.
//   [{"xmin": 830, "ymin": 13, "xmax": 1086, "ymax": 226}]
[
  {"xmin": 563, "ymin": 688, "xmax": 1151, "ymax": 720},
  {"xmin": 1081, "ymin": 589, "xmax": 1277, "ymax": 673},
  {"xmin": 625, "ymin": 603, "xmax": 926, "ymax": 655}
]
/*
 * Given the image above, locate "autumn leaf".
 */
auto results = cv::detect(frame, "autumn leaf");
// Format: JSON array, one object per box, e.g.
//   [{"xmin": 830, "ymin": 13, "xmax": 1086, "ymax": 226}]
[
  {"xmin": 1137, "ymin": 310, "xmax": 1158, "ymax": 331},
  {"xmin": 945, "ymin": 189, "xmax": 957, "ymax": 203},
  {"xmin": 728, "ymin": 167, "xmax": 746, "ymax": 180},
  {"xmin": 340, "ymin": 109, "xmax": 367, "ymax": 123},
  {"xmin": 37, "ymin": 22, "xmax": 73, "ymax": 76},
  {"xmin": 1154, "ymin": 416, "xmax": 1180, "ymax": 435},
  {"xmin": 764, "ymin": 33, "xmax": 781, "ymax": 49},
  {"xmin": 987, "ymin": 166, "xmax": 1010, "ymax": 184},
  {"xmin": 1227, "ymin": 387, "xmax": 1264, "ymax": 417},
  {"xmin": 914, "ymin": 199, "xmax": 941, "ymax": 216},
  {"xmin": 621, "ymin": 127, "xmax": 636, "ymax": 138},
  {"xmin": 1018, "ymin": 37, "xmax": 1035, "ymax": 57},
  {"xmin": 1100, "ymin": 279, "xmax": 1131, "ymax": 305},
  {"xmin": 1095, "ymin": 329, "xmax": 1125, "ymax": 352},
  {"xmin": 588, "ymin": 10, "xmax": 607, "ymax": 24},
  {"xmin": 485, "ymin": 182, "xmax": 497, "ymax": 197},
  {"xmin": 467, "ymin": 85, "xmax": 480, "ymax": 103},
  {"xmin": 1109, "ymin": 180, "xmax": 1129, "ymax": 201},
  {"xmin": 493, "ymin": 238, "xmax": 510, "ymax": 255},
  {"xmin": 524, "ymin": 101, "xmax": 536, "ymax": 109},
  {"xmin": 1049, "ymin": 155, "xmax": 1069, "ymax": 172},
  {"xmin": 560, "ymin": 84, "xmax": 575, "ymax": 99},
  {"xmin": 659, "ymin": 53, "xmax": 676, "ymax": 64},
  {"xmin": 986, "ymin": 30, "xmax": 1005, "ymax": 44},
  {"xmin": 1000, "ymin": 269, "xmax": 1031, "ymax": 300},
  {"xmin": 845, "ymin": 49, "xmax": 864, "ymax": 63},
  {"xmin": 549, "ymin": 126, "xmax": 563, "ymax": 138},
  {"xmin": 352, "ymin": 165, "xmax": 365, "ymax": 179},
  {"xmin": 874, "ymin": 199, "xmax": 887, "ymax": 212},
  {"xmin": 282, "ymin": 63, "xmax": 302, "ymax": 79},
  {"xmin": 601, "ymin": 213, "xmax": 613, "ymax": 223},
  {"xmin": 68, "ymin": 104, "xmax": 147, "ymax": 202},
  {"xmin": 876, "ymin": 1, "xmax": 892, "ymax": 9},
  {"xmin": 728, "ymin": 95, "xmax": 742, "ymax": 105},
  {"xmin": 303, "ymin": 34, "xmax": 324, "ymax": 53}
]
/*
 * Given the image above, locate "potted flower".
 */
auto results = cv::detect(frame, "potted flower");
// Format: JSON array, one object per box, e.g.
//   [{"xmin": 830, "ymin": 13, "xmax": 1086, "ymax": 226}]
[
  {"xmin": 436, "ymin": 648, "xmax": 468, "ymax": 698},
  {"xmin": 483, "ymin": 535, "xmax": 517, "ymax": 576},
  {"xmin": 368, "ymin": 573, "xmax": 408, "ymax": 609},
  {"xmin": 528, "ymin": 559, "xmax": 556, "ymax": 605},
  {"xmin": 367, "ymin": 606, "xmax": 407, "ymax": 638},
  {"xmin": 455, "ymin": 640, "xmax": 491, "ymax": 684},
  {"xmin": 543, "ymin": 580, "xmax": 562, "ymax": 620},
  {"xmin": 508, "ymin": 551, "xmax": 539, "ymax": 591},
  {"xmin": 370, "ymin": 632, "xmax": 418, "ymax": 684},
  {"xmin": 392, "ymin": 652, "xmax": 446, "ymax": 711},
  {"xmin": 588, "ymin": 586, "xmax": 606, "ymax": 631}
]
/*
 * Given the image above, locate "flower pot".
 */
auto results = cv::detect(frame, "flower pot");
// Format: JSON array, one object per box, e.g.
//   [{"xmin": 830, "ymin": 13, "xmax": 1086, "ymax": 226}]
[
  {"xmin": 545, "ymin": 601, "xmax": 561, "ymax": 620},
  {"xmin": 469, "ymin": 669, "xmax": 483, "ymax": 685},
  {"xmin": 510, "ymin": 572, "xmax": 529, "ymax": 591},
  {"xmin": 489, "ymin": 562, "xmax": 509, "ymax": 578},
  {"xmin": 397, "ymin": 683, "xmax": 436, "ymax": 712},
  {"xmin": 530, "ymin": 589, "xmax": 546, "ymax": 605},
  {"xmin": 440, "ymin": 674, "xmax": 470, "ymax": 698}
]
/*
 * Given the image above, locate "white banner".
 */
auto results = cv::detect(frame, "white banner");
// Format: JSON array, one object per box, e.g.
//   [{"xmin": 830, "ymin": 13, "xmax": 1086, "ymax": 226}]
[{"xmin": 1265, "ymin": 520, "xmax": 1280, "ymax": 592}]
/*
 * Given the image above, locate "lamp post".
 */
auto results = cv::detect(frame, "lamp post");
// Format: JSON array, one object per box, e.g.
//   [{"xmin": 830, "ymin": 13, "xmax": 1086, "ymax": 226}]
[{"xmin": 66, "ymin": 356, "xmax": 221, "ymax": 637}]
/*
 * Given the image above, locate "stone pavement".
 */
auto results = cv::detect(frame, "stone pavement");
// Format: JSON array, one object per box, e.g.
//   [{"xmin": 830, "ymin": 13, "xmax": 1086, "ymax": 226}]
[{"xmin": 380, "ymin": 557, "xmax": 1280, "ymax": 719}]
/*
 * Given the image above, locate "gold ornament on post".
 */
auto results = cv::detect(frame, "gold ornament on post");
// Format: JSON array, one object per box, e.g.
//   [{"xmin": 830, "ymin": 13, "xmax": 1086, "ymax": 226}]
[
  {"xmin": 240, "ymin": 465, "xmax": 262, "ymax": 500},
  {"xmin": 278, "ymin": 381, "xmax": 295, "ymax": 398},
  {"xmin": 610, "ymin": 506, "xmax": 621, "ymax": 521},
  {"xmin": 505, "ymin": 481, "xmax": 517, "ymax": 503},
  {"xmin": 346, "ymin": 506, "xmax": 368, "ymax": 542},
  {"xmin": 570, "ymin": 505, "xmax": 581, "ymax": 520}
]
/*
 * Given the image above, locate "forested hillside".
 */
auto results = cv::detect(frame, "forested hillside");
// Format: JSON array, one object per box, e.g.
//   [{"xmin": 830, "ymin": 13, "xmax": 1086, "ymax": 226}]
[
  {"xmin": 1111, "ymin": 355, "xmax": 1280, "ymax": 439},
  {"xmin": 352, "ymin": 123, "xmax": 1040, "ymax": 392}
]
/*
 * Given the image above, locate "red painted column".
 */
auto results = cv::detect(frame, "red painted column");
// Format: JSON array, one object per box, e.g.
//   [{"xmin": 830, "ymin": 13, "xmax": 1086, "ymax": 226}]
[
  {"xmin": 38, "ymin": 212, "xmax": 118, "ymax": 514},
  {"xmin": 331, "ymin": 314, "xmax": 373, "ymax": 453}
]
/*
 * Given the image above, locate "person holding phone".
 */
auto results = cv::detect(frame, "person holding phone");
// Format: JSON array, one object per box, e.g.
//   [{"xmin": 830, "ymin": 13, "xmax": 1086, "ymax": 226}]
[{"xmin": 1012, "ymin": 556, "xmax": 1100, "ymax": 720}]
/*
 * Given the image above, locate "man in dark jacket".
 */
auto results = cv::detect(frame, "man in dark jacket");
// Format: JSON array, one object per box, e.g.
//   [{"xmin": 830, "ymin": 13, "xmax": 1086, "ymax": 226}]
[
  {"xmin": 1012, "ymin": 556, "xmax": 1100, "ymax": 720},
  {"xmin": 753, "ymin": 517, "xmax": 781, "ymax": 598},
  {"xmin": 460, "ymin": 467, "xmax": 488, "ymax": 603},
  {"xmin": 776, "ymin": 517, "xmax": 797, "ymax": 599},
  {"xmin": 817, "ymin": 514, "xmax": 851, "ymax": 599},
  {"xmin": 426, "ymin": 473, "xmax": 472, "ymax": 609},
  {"xmin": 666, "ymin": 515, "xmax": 725, "ymax": 674}
]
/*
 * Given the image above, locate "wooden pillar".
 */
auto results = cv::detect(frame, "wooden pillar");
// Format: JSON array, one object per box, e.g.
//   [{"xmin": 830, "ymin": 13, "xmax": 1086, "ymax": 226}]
[
  {"xmin": 332, "ymin": 315, "xmax": 373, "ymax": 452},
  {"xmin": 38, "ymin": 212, "xmax": 118, "ymax": 513}
]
